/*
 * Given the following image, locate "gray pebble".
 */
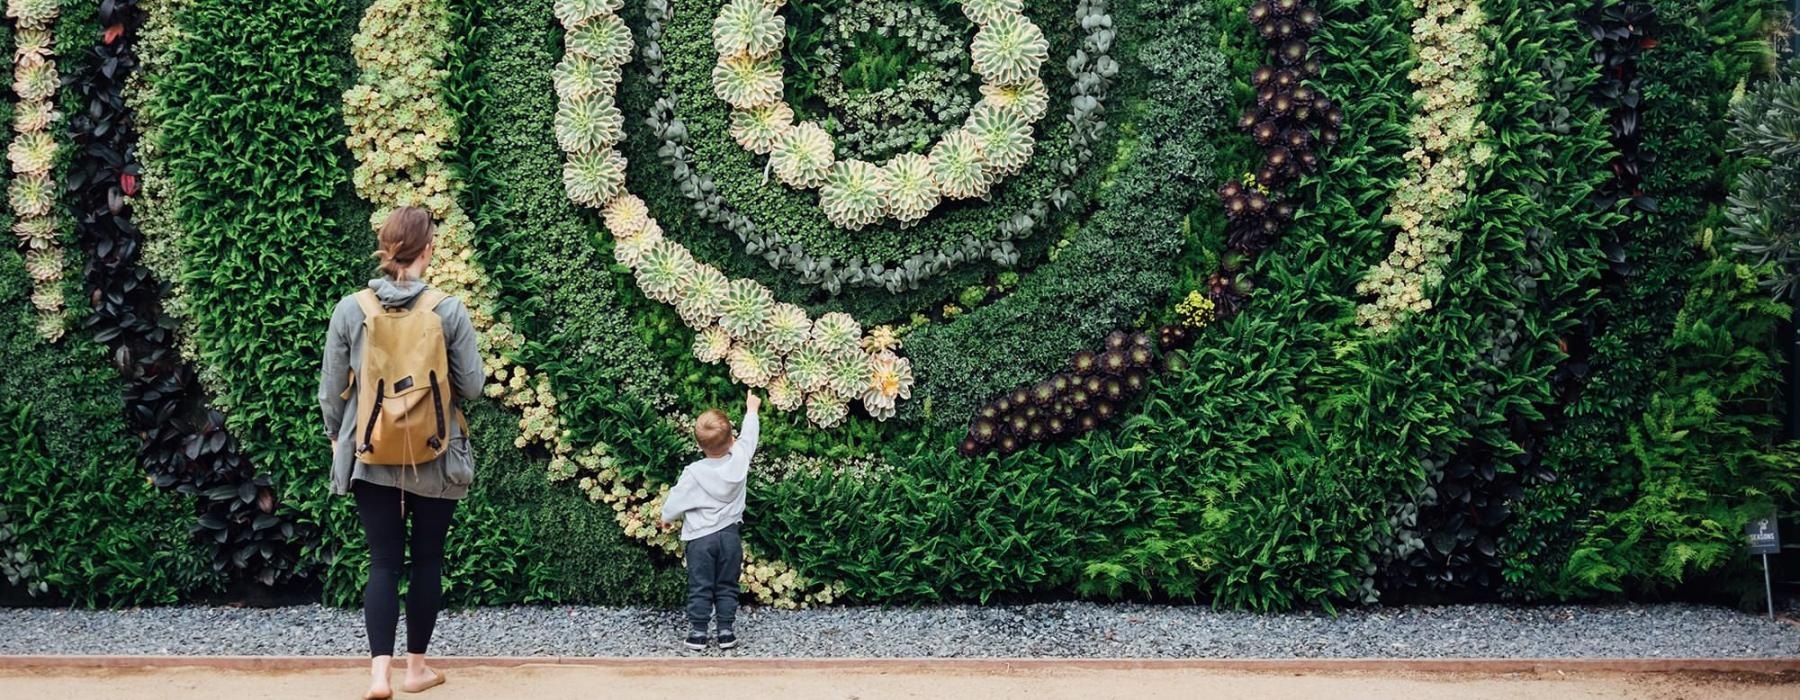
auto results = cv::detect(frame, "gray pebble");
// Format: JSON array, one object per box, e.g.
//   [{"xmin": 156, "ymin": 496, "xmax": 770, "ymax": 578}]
[{"xmin": 0, "ymin": 602, "xmax": 1796, "ymax": 658}]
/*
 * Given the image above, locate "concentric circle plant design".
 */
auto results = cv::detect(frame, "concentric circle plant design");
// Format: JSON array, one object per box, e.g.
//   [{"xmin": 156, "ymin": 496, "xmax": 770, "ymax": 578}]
[
  {"xmin": 341, "ymin": 0, "xmax": 849, "ymax": 608},
  {"xmin": 710, "ymin": 0, "xmax": 1050, "ymax": 228},
  {"xmin": 555, "ymin": 2, "xmax": 915, "ymax": 427},
  {"xmin": 639, "ymin": 0, "xmax": 1117, "ymax": 295}
]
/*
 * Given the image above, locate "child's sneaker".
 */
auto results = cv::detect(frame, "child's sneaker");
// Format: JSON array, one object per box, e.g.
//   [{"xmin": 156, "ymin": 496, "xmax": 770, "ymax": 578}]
[
  {"xmin": 716, "ymin": 630, "xmax": 738, "ymax": 650},
  {"xmin": 684, "ymin": 631, "xmax": 709, "ymax": 651}
]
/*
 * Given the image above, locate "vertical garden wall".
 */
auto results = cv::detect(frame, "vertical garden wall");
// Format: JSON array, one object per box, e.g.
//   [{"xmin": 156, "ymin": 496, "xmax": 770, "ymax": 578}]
[{"xmin": 0, "ymin": 0, "xmax": 1795, "ymax": 610}]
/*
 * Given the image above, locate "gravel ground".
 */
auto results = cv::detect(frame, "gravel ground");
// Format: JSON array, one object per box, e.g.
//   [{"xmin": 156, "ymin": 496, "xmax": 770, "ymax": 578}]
[{"xmin": 2, "ymin": 602, "xmax": 1797, "ymax": 658}]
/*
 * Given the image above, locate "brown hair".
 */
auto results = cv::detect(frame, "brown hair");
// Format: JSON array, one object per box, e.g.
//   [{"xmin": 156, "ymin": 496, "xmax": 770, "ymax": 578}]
[
  {"xmin": 375, "ymin": 206, "xmax": 436, "ymax": 281},
  {"xmin": 695, "ymin": 409, "xmax": 733, "ymax": 457}
]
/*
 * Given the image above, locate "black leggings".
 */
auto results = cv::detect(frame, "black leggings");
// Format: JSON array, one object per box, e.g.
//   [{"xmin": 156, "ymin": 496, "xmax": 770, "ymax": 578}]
[{"xmin": 353, "ymin": 480, "xmax": 457, "ymax": 658}]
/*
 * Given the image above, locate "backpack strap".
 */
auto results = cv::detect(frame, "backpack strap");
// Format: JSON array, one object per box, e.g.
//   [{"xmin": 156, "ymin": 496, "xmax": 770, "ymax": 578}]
[
  {"xmin": 415, "ymin": 290, "xmax": 449, "ymax": 313},
  {"xmin": 352, "ymin": 289, "xmax": 385, "ymax": 319}
]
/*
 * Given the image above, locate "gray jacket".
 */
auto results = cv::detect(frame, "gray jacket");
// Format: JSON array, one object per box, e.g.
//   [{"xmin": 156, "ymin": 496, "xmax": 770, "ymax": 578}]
[{"xmin": 319, "ymin": 278, "xmax": 484, "ymax": 500}]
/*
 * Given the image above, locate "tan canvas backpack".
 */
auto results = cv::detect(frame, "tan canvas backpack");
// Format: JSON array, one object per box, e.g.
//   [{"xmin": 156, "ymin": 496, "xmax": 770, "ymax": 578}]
[{"xmin": 349, "ymin": 289, "xmax": 455, "ymax": 467}]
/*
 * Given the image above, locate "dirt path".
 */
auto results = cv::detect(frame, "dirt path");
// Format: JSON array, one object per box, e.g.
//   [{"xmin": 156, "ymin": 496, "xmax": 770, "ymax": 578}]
[{"xmin": 2, "ymin": 664, "xmax": 1795, "ymax": 699}]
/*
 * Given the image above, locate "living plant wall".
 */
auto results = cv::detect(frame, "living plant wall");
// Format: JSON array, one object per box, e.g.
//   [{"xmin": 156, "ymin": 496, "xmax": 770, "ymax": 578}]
[{"xmin": 1, "ymin": 0, "xmax": 1796, "ymax": 611}]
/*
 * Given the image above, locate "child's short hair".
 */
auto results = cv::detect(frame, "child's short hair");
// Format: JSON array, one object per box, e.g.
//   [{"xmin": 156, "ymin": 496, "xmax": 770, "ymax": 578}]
[{"xmin": 695, "ymin": 409, "xmax": 733, "ymax": 457}]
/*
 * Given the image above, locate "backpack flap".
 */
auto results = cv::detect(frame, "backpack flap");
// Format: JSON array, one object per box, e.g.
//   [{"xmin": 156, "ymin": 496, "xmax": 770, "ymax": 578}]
[{"xmin": 352, "ymin": 288, "xmax": 455, "ymax": 467}]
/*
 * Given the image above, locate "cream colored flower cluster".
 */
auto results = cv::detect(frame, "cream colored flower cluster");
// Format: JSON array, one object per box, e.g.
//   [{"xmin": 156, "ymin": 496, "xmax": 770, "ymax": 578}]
[
  {"xmin": 606, "ymin": 193, "xmax": 916, "ymax": 426},
  {"xmin": 7, "ymin": 0, "xmax": 64, "ymax": 340},
  {"xmin": 712, "ymin": 0, "xmax": 1049, "ymax": 229},
  {"xmin": 552, "ymin": 0, "xmax": 871, "ymax": 608},
  {"xmin": 346, "ymin": 0, "xmax": 601, "ymax": 485},
  {"xmin": 1354, "ymin": 0, "xmax": 1490, "ymax": 333}
]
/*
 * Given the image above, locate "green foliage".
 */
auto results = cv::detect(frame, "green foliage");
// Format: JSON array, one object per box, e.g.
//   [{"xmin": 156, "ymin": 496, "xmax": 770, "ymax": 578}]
[
  {"xmin": 1508, "ymin": 0, "xmax": 1788, "ymax": 598},
  {"xmin": 154, "ymin": 0, "xmax": 374, "ymax": 589},
  {"xmin": 641, "ymin": 0, "xmax": 1103, "ymax": 306},
  {"xmin": 7, "ymin": 0, "xmax": 1792, "ymax": 612},
  {"xmin": 0, "ymin": 245, "xmax": 217, "ymax": 605},
  {"xmin": 453, "ymin": 0, "xmax": 690, "ymax": 478},
  {"xmin": 1727, "ymin": 70, "xmax": 1800, "ymax": 299},
  {"xmin": 1558, "ymin": 248, "xmax": 1800, "ymax": 598},
  {"xmin": 903, "ymin": 0, "xmax": 1224, "ymax": 427}
]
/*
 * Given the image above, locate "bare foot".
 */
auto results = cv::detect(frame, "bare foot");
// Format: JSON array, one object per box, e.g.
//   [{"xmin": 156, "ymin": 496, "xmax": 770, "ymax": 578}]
[
  {"xmin": 401, "ymin": 653, "xmax": 446, "ymax": 693},
  {"xmin": 365, "ymin": 655, "xmax": 393, "ymax": 699}
]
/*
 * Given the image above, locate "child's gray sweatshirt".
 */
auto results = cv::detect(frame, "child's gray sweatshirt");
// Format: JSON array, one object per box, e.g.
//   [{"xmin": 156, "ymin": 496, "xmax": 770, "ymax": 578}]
[{"xmin": 660, "ymin": 410, "xmax": 759, "ymax": 541}]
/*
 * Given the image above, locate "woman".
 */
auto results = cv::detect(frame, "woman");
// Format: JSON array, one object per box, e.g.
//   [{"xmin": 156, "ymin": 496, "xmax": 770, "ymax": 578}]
[{"xmin": 319, "ymin": 206, "xmax": 483, "ymax": 699}]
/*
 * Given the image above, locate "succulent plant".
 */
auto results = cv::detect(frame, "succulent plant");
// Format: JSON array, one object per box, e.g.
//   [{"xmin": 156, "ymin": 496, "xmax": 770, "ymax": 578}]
[
  {"xmin": 553, "ymin": 0, "xmax": 624, "ymax": 28},
  {"xmin": 811, "ymin": 312, "xmax": 862, "ymax": 354},
  {"xmin": 770, "ymin": 122, "xmax": 836, "ymax": 188},
  {"xmin": 805, "ymin": 393, "xmax": 849, "ymax": 428},
  {"xmin": 718, "ymin": 277, "xmax": 776, "ymax": 338},
  {"xmin": 634, "ymin": 239, "xmax": 696, "ymax": 303},
  {"xmin": 9, "ymin": 173, "xmax": 55, "ymax": 218},
  {"xmin": 6, "ymin": 0, "xmax": 58, "ymax": 29},
  {"xmin": 1127, "ymin": 342, "xmax": 1156, "ymax": 368},
  {"xmin": 961, "ymin": 0, "xmax": 1023, "ymax": 25},
  {"xmin": 826, "ymin": 350, "xmax": 872, "ymax": 398},
  {"xmin": 13, "ymin": 28, "xmax": 51, "ymax": 64},
  {"xmin": 611, "ymin": 218, "xmax": 663, "ymax": 267},
  {"xmin": 713, "ymin": 0, "xmax": 786, "ymax": 58},
  {"xmin": 13, "ymin": 61, "xmax": 57, "ymax": 102},
  {"xmin": 880, "ymin": 154, "xmax": 941, "ymax": 223},
  {"xmin": 12, "ymin": 217, "xmax": 55, "ymax": 248},
  {"xmin": 562, "ymin": 147, "xmax": 628, "ymax": 207},
  {"xmin": 568, "ymin": 12, "xmax": 634, "ymax": 68},
  {"xmin": 728, "ymin": 340, "xmax": 780, "ymax": 387},
  {"xmin": 692, "ymin": 325, "xmax": 734, "ymax": 364},
  {"xmin": 729, "ymin": 102, "xmax": 795, "ymax": 155},
  {"xmin": 971, "ymin": 13, "xmax": 1048, "ymax": 86},
  {"xmin": 862, "ymin": 351, "xmax": 914, "ymax": 421},
  {"xmin": 820, "ymin": 160, "xmax": 891, "ymax": 230},
  {"xmin": 970, "ymin": 416, "xmax": 1002, "ymax": 445},
  {"xmin": 959, "ymin": 437, "xmax": 983, "ymax": 456},
  {"xmin": 712, "ymin": 53, "xmax": 785, "ymax": 109},
  {"xmin": 24, "ymin": 248, "xmax": 60, "ymax": 283},
  {"xmin": 763, "ymin": 303, "xmax": 812, "ymax": 354},
  {"xmin": 1098, "ymin": 349, "xmax": 1130, "ymax": 375},
  {"xmin": 11, "ymin": 100, "xmax": 53, "ymax": 134},
  {"xmin": 7, "ymin": 131, "xmax": 56, "ymax": 176},
  {"xmin": 602, "ymin": 193, "xmax": 653, "ymax": 238},
  {"xmin": 784, "ymin": 343, "xmax": 833, "ymax": 393},
  {"xmin": 766, "ymin": 374, "xmax": 804, "ymax": 412},
  {"xmin": 861, "ymin": 324, "xmax": 902, "ymax": 354},
  {"xmin": 674, "ymin": 264, "xmax": 731, "ymax": 326},
  {"xmin": 1070, "ymin": 349, "xmax": 1098, "ymax": 375},
  {"xmin": 964, "ymin": 103, "xmax": 1035, "ymax": 177},
  {"xmin": 556, "ymin": 93, "xmax": 626, "ymax": 154},
  {"xmin": 980, "ymin": 79, "xmax": 1050, "ymax": 123},
  {"xmin": 554, "ymin": 54, "xmax": 621, "ymax": 100},
  {"xmin": 929, "ymin": 129, "xmax": 992, "ymax": 200}
]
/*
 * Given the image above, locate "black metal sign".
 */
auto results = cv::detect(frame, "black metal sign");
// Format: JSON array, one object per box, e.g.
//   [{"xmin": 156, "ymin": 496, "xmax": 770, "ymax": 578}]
[{"xmin": 1746, "ymin": 512, "xmax": 1781, "ymax": 556}]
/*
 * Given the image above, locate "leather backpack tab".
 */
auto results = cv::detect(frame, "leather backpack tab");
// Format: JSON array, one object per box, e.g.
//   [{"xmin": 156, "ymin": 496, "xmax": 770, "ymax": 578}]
[{"xmin": 350, "ymin": 289, "xmax": 454, "ymax": 467}]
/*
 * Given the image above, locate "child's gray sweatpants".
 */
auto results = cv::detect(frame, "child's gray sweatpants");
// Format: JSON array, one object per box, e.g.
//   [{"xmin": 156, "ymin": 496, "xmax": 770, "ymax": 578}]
[{"xmin": 685, "ymin": 523, "xmax": 742, "ymax": 633}]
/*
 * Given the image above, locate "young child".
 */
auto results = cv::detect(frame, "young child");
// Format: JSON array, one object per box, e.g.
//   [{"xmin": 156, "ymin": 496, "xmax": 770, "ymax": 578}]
[{"xmin": 660, "ymin": 391, "xmax": 760, "ymax": 650}]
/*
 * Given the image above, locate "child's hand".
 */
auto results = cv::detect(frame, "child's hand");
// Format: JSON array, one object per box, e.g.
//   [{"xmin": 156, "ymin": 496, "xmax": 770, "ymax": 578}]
[{"xmin": 745, "ymin": 391, "xmax": 762, "ymax": 414}]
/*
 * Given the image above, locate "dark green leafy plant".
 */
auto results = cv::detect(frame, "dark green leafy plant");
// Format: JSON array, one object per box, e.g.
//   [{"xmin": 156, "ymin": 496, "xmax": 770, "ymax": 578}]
[
  {"xmin": 1559, "ymin": 247, "xmax": 1800, "ymax": 598},
  {"xmin": 1727, "ymin": 70, "xmax": 1800, "ymax": 299}
]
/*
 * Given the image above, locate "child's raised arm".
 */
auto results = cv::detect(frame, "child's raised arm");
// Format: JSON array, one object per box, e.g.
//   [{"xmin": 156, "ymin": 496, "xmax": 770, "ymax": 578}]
[{"xmin": 737, "ymin": 391, "xmax": 761, "ymax": 455}]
